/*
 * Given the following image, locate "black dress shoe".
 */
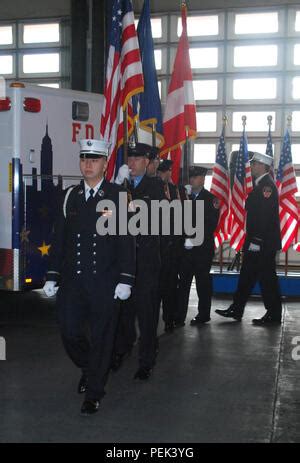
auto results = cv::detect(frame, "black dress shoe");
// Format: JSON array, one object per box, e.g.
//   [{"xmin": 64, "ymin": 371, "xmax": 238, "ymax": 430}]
[
  {"xmin": 164, "ymin": 321, "xmax": 175, "ymax": 333},
  {"xmin": 190, "ymin": 316, "xmax": 211, "ymax": 326},
  {"xmin": 133, "ymin": 367, "xmax": 152, "ymax": 380},
  {"xmin": 78, "ymin": 375, "xmax": 88, "ymax": 394},
  {"xmin": 80, "ymin": 399, "xmax": 100, "ymax": 415},
  {"xmin": 215, "ymin": 305, "xmax": 242, "ymax": 321},
  {"xmin": 252, "ymin": 313, "xmax": 281, "ymax": 326}
]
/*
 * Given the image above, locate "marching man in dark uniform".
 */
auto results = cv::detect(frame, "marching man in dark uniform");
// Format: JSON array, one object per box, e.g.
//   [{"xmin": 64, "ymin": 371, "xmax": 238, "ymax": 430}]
[
  {"xmin": 174, "ymin": 166, "xmax": 220, "ymax": 327},
  {"xmin": 113, "ymin": 142, "xmax": 165, "ymax": 380},
  {"xmin": 146, "ymin": 146, "xmax": 160, "ymax": 178},
  {"xmin": 43, "ymin": 139, "xmax": 135, "ymax": 415},
  {"xmin": 156, "ymin": 159, "xmax": 183, "ymax": 333},
  {"xmin": 216, "ymin": 152, "xmax": 282, "ymax": 325}
]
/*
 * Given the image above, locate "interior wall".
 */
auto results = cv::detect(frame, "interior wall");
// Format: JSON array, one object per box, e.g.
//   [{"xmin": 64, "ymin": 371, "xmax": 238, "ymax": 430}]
[
  {"xmin": 133, "ymin": 0, "xmax": 300, "ymax": 14},
  {"xmin": 1, "ymin": 1, "xmax": 299, "ymax": 20},
  {"xmin": 0, "ymin": 0, "xmax": 71, "ymax": 20}
]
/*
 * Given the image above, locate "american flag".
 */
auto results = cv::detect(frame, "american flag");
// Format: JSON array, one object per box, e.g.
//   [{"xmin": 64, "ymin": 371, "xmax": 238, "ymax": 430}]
[
  {"xmin": 276, "ymin": 129, "xmax": 298, "ymax": 252},
  {"xmin": 229, "ymin": 129, "xmax": 253, "ymax": 251},
  {"xmin": 294, "ymin": 241, "xmax": 300, "ymax": 252},
  {"xmin": 265, "ymin": 124, "xmax": 275, "ymax": 179},
  {"xmin": 211, "ymin": 127, "xmax": 231, "ymax": 247},
  {"xmin": 161, "ymin": 2, "xmax": 196, "ymax": 184},
  {"xmin": 100, "ymin": 0, "xmax": 144, "ymax": 181}
]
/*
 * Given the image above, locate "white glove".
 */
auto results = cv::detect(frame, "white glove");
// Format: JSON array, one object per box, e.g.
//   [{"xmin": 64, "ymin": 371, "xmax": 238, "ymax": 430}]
[
  {"xmin": 184, "ymin": 238, "xmax": 194, "ymax": 250},
  {"xmin": 114, "ymin": 283, "xmax": 131, "ymax": 301},
  {"xmin": 43, "ymin": 281, "xmax": 58, "ymax": 297},
  {"xmin": 115, "ymin": 164, "xmax": 130, "ymax": 185},
  {"xmin": 185, "ymin": 184, "xmax": 192, "ymax": 195}
]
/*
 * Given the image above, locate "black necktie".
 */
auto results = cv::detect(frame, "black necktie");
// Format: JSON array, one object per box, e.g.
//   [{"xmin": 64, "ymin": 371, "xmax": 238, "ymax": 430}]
[
  {"xmin": 130, "ymin": 178, "xmax": 135, "ymax": 189},
  {"xmin": 87, "ymin": 188, "xmax": 94, "ymax": 204}
]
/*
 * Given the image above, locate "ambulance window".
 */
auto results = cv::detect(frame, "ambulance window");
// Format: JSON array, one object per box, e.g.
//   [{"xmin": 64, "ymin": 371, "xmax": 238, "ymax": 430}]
[{"xmin": 72, "ymin": 101, "xmax": 89, "ymax": 121}]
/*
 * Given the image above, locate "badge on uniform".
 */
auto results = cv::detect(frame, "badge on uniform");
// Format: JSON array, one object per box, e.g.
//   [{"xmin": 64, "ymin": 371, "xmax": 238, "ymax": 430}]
[
  {"xmin": 213, "ymin": 198, "xmax": 220, "ymax": 209},
  {"xmin": 262, "ymin": 186, "xmax": 272, "ymax": 198},
  {"xmin": 97, "ymin": 189, "xmax": 105, "ymax": 198},
  {"xmin": 78, "ymin": 189, "xmax": 84, "ymax": 195}
]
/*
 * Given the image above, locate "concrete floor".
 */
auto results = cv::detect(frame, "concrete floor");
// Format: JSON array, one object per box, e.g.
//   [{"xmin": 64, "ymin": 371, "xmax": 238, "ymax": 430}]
[{"xmin": 0, "ymin": 286, "xmax": 300, "ymax": 443}]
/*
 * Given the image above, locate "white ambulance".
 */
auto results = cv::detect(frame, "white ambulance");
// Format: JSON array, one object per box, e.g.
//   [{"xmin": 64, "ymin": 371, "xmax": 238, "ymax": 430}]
[{"xmin": 0, "ymin": 82, "xmax": 103, "ymax": 290}]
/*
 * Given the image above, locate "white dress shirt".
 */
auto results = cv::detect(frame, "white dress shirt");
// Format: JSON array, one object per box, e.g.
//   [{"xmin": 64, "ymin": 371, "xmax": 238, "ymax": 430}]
[{"xmin": 84, "ymin": 178, "xmax": 104, "ymax": 201}]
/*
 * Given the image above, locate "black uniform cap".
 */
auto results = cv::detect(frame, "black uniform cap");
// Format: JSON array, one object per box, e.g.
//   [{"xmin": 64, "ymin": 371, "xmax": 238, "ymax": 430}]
[
  {"xmin": 189, "ymin": 165, "xmax": 208, "ymax": 177},
  {"xmin": 148, "ymin": 146, "xmax": 160, "ymax": 160},
  {"xmin": 157, "ymin": 159, "xmax": 173, "ymax": 172},
  {"xmin": 128, "ymin": 142, "xmax": 158, "ymax": 158}
]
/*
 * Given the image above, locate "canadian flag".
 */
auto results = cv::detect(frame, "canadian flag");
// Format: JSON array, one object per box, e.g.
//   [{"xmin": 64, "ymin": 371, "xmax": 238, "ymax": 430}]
[{"xmin": 161, "ymin": 2, "xmax": 196, "ymax": 184}]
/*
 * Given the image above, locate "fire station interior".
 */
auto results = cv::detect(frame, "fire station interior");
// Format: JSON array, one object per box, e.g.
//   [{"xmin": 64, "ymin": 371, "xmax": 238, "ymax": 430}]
[{"xmin": 1, "ymin": 0, "xmax": 300, "ymax": 444}]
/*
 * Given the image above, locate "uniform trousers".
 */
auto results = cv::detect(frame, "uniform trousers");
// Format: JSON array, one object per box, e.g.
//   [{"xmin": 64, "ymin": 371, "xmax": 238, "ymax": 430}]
[
  {"xmin": 56, "ymin": 276, "xmax": 120, "ymax": 400},
  {"xmin": 114, "ymin": 256, "xmax": 160, "ymax": 369},
  {"xmin": 159, "ymin": 240, "xmax": 181, "ymax": 324},
  {"xmin": 232, "ymin": 250, "xmax": 282, "ymax": 318},
  {"xmin": 175, "ymin": 246, "xmax": 214, "ymax": 323}
]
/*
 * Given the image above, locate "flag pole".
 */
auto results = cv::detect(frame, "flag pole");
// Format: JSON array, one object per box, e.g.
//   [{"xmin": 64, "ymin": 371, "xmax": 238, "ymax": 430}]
[
  {"xmin": 134, "ymin": 118, "xmax": 139, "ymax": 143},
  {"xmin": 242, "ymin": 114, "xmax": 247, "ymax": 132},
  {"xmin": 123, "ymin": 106, "xmax": 129, "ymax": 190},
  {"xmin": 123, "ymin": 107, "xmax": 128, "ymax": 164},
  {"xmin": 284, "ymin": 114, "xmax": 293, "ymax": 276},
  {"xmin": 267, "ymin": 114, "xmax": 272, "ymax": 131},
  {"xmin": 237, "ymin": 115, "xmax": 247, "ymax": 270},
  {"xmin": 152, "ymin": 122, "xmax": 157, "ymax": 148},
  {"xmin": 229, "ymin": 115, "xmax": 247, "ymax": 271},
  {"xmin": 219, "ymin": 115, "xmax": 228, "ymax": 274},
  {"xmin": 183, "ymin": 128, "xmax": 189, "ymax": 185}
]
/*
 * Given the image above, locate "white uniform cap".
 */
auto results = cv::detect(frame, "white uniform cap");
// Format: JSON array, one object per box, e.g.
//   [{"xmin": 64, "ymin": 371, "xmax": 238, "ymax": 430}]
[
  {"xmin": 79, "ymin": 139, "xmax": 110, "ymax": 158},
  {"xmin": 250, "ymin": 152, "xmax": 273, "ymax": 166}
]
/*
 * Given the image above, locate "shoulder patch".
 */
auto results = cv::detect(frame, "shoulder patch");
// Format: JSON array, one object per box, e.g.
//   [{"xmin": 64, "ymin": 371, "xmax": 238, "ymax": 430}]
[{"xmin": 262, "ymin": 186, "xmax": 273, "ymax": 199}]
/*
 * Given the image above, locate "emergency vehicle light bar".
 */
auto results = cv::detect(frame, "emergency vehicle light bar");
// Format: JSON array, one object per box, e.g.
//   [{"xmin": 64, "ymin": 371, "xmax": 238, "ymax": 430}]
[
  {"xmin": 0, "ymin": 97, "xmax": 11, "ymax": 111},
  {"xmin": 23, "ymin": 97, "xmax": 41, "ymax": 113}
]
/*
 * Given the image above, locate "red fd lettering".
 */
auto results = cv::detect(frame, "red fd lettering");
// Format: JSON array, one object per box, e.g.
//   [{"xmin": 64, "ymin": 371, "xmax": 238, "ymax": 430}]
[
  {"xmin": 72, "ymin": 123, "xmax": 96, "ymax": 143},
  {"xmin": 72, "ymin": 123, "xmax": 81, "ymax": 142},
  {"xmin": 85, "ymin": 124, "xmax": 94, "ymax": 139}
]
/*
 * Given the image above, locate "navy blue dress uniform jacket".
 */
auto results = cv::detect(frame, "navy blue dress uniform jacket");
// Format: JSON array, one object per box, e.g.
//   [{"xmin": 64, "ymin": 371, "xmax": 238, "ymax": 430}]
[
  {"xmin": 129, "ymin": 175, "xmax": 165, "ymax": 264},
  {"xmin": 46, "ymin": 179, "xmax": 135, "ymax": 287},
  {"xmin": 243, "ymin": 174, "xmax": 281, "ymax": 254}
]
